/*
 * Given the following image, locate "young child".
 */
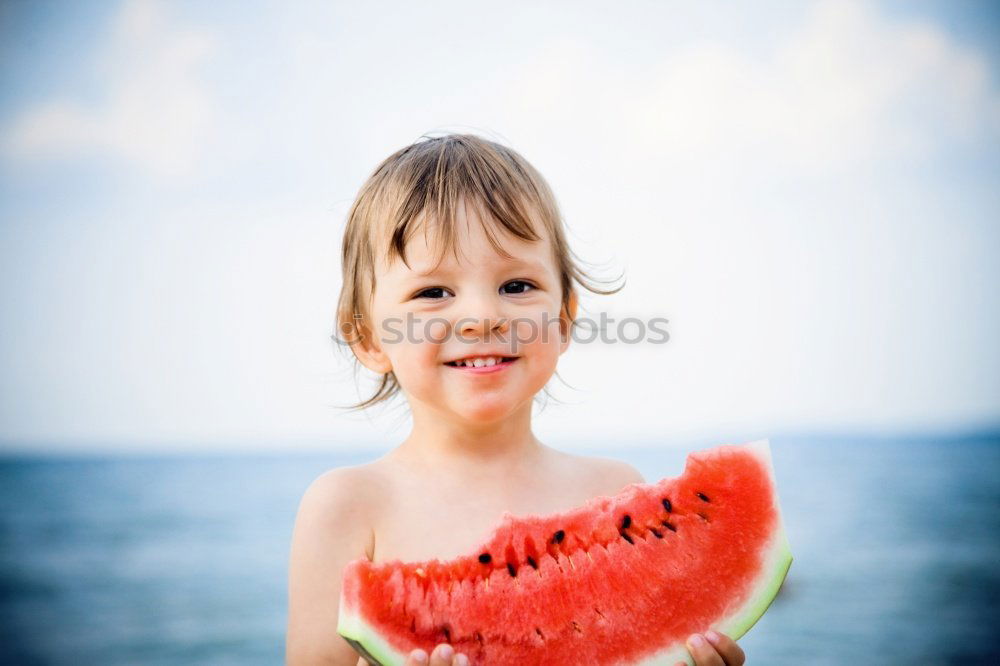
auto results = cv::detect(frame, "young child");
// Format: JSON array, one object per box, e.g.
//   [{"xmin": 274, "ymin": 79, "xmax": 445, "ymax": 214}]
[{"xmin": 286, "ymin": 134, "xmax": 747, "ymax": 666}]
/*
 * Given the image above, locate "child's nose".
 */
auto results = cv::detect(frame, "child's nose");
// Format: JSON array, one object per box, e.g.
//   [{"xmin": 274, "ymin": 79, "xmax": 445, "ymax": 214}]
[
  {"xmin": 456, "ymin": 296, "xmax": 510, "ymax": 337},
  {"xmin": 458, "ymin": 314, "xmax": 510, "ymax": 338}
]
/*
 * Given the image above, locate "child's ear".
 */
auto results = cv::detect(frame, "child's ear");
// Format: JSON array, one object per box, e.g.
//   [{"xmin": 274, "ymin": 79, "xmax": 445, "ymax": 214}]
[
  {"xmin": 559, "ymin": 289, "xmax": 579, "ymax": 353},
  {"xmin": 351, "ymin": 325, "xmax": 393, "ymax": 375}
]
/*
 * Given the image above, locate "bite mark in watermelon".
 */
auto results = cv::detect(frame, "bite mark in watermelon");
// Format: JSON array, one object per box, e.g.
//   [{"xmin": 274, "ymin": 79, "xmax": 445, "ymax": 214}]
[{"xmin": 338, "ymin": 439, "xmax": 792, "ymax": 665}]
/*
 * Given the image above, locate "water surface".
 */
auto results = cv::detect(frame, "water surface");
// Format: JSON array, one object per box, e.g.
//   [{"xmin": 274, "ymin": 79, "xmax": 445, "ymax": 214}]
[{"xmin": 1, "ymin": 433, "xmax": 997, "ymax": 665}]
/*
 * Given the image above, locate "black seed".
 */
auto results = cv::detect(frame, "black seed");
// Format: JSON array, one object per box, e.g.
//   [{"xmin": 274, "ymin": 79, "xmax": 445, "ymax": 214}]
[
  {"xmin": 526, "ymin": 556, "xmax": 538, "ymax": 569},
  {"xmin": 662, "ymin": 520, "xmax": 677, "ymax": 532},
  {"xmin": 696, "ymin": 492, "xmax": 711, "ymax": 503},
  {"xmin": 442, "ymin": 625, "xmax": 451, "ymax": 642},
  {"xmin": 507, "ymin": 563, "xmax": 517, "ymax": 577},
  {"xmin": 478, "ymin": 552, "xmax": 492, "ymax": 564},
  {"xmin": 649, "ymin": 527, "xmax": 663, "ymax": 539},
  {"xmin": 552, "ymin": 530, "xmax": 565, "ymax": 544},
  {"xmin": 619, "ymin": 530, "xmax": 635, "ymax": 545},
  {"xmin": 662, "ymin": 498, "xmax": 672, "ymax": 512},
  {"xmin": 621, "ymin": 514, "xmax": 632, "ymax": 529}
]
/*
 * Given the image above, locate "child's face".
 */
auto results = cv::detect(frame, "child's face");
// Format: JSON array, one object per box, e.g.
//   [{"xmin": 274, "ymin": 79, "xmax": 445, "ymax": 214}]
[{"xmin": 361, "ymin": 199, "xmax": 571, "ymax": 425}]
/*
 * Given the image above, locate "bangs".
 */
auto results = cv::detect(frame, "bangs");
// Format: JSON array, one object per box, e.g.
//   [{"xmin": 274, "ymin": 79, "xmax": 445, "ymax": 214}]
[{"xmin": 378, "ymin": 136, "xmax": 547, "ymax": 271}]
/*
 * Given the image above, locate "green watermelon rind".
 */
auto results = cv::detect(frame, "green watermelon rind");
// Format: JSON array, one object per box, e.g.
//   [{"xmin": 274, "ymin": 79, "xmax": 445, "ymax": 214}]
[
  {"xmin": 338, "ymin": 595, "xmax": 407, "ymax": 665},
  {"xmin": 338, "ymin": 439, "xmax": 792, "ymax": 666}
]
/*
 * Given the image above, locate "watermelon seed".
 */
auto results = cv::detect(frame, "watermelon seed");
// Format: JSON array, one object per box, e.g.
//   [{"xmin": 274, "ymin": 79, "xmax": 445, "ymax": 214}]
[
  {"xmin": 661, "ymin": 520, "xmax": 677, "ymax": 532},
  {"xmin": 475, "ymin": 631, "xmax": 485, "ymax": 648},
  {"xmin": 621, "ymin": 514, "xmax": 632, "ymax": 529},
  {"xmin": 526, "ymin": 556, "xmax": 538, "ymax": 569},
  {"xmin": 535, "ymin": 627, "xmax": 546, "ymax": 640},
  {"xmin": 478, "ymin": 552, "xmax": 492, "ymax": 564},
  {"xmin": 594, "ymin": 607, "xmax": 607, "ymax": 620},
  {"xmin": 696, "ymin": 492, "xmax": 711, "ymax": 502},
  {"xmin": 552, "ymin": 530, "xmax": 565, "ymax": 544},
  {"xmin": 662, "ymin": 498, "xmax": 672, "ymax": 512},
  {"xmin": 571, "ymin": 621, "xmax": 584, "ymax": 634},
  {"xmin": 648, "ymin": 527, "xmax": 664, "ymax": 539},
  {"xmin": 698, "ymin": 512, "xmax": 710, "ymax": 522},
  {"xmin": 442, "ymin": 625, "xmax": 452, "ymax": 642},
  {"xmin": 507, "ymin": 563, "xmax": 517, "ymax": 577},
  {"xmin": 619, "ymin": 530, "xmax": 635, "ymax": 545}
]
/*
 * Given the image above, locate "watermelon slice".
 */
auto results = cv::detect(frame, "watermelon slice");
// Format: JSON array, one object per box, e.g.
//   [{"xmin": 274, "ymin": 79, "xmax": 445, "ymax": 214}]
[{"xmin": 338, "ymin": 439, "xmax": 792, "ymax": 665}]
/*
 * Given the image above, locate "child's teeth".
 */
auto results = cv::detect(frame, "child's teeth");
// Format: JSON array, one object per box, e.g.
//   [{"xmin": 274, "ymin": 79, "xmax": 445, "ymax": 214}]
[
  {"xmin": 453, "ymin": 356, "xmax": 503, "ymax": 368},
  {"xmin": 452, "ymin": 356, "xmax": 507, "ymax": 367}
]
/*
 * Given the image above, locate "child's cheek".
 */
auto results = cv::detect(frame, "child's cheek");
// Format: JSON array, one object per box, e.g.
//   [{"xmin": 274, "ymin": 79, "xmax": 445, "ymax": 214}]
[
  {"xmin": 425, "ymin": 319, "xmax": 449, "ymax": 347},
  {"xmin": 511, "ymin": 310, "xmax": 563, "ymax": 358},
  {"xmin": 389, "ymin": 321, "xmax": 448, "ymax": 384}
]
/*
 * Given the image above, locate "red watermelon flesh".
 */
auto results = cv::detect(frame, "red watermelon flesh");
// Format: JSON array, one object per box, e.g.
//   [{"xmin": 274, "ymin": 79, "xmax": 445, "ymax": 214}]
[{"xmin": 338, "ymin": 440, "xmax": 792, "ymax": 665}]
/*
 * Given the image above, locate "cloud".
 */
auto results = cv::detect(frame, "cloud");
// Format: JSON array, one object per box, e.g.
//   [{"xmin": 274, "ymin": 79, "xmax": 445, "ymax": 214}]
[
  {"xmin": 1, "ymin": 0, "xmax": 217, "ymax": 179},
  {"xmin": 512, "ymin": 0, "xmax": 1000, "ymax": 175}
]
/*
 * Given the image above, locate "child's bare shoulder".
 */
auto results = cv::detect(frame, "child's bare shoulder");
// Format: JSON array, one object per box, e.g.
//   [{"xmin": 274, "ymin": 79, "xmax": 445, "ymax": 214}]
[
  {"xmin": 298, "ymin": 461, "xmax": 390, "ymax": 525},
  {"xmin": 548, "ymin": 448, "xmax": 646, "ymax": 498}
]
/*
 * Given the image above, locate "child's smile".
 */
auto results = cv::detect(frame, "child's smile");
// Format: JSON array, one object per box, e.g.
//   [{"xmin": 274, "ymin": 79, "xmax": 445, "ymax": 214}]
[
  {"xmin": 443, "ymin": 354, "xmax": 519, "ymax": 372},
  {"xmin": 362, "ymin": 198, "xmax": 572, "ymax": 425}
]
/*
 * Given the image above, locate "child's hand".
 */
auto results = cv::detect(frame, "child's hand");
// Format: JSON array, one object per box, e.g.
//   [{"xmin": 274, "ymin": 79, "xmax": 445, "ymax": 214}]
[
  {"xmin": 675, "ymin": 631, "xmax": 746, "ymax": 666},
  {"xmin": 403, "ymin": 643, "xmax": 469, "ymax": 666}
]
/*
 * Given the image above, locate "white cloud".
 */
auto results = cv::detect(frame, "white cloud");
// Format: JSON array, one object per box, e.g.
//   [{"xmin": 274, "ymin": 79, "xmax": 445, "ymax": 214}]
[
  {"xmin": 1, "ymin": 0, "xmax": 217, "ymax": 179},
  {"xmin": 510, "ymin": 0, "xmax": 999, "ymax": 175}
]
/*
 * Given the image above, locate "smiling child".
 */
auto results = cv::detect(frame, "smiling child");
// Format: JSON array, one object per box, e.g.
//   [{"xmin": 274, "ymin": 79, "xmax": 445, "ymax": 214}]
[{"xmin": 286, "ymin": 134, "xmax": 746, "ymax": 666}]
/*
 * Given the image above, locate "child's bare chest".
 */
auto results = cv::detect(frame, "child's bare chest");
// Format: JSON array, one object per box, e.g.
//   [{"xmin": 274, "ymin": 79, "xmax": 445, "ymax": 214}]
[{"xmin": 370, "ymin": 468, "xmax": 605, "ymax": 564}]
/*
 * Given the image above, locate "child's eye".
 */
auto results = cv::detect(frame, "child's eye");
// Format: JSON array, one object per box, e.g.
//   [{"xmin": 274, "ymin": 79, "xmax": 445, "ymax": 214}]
[
  {"xmin": 501, "ymin": 280, "xmax": 535, "ymax": 295},
  {"xmin": 414, "ymin": 287, "xmax": 451, "ymax": 300}
]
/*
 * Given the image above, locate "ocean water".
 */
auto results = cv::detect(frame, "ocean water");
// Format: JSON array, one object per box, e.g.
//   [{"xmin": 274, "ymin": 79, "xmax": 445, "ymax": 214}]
[{"xmin": 1, "ymin": 433, "xmax": 998, "ymax": 665}]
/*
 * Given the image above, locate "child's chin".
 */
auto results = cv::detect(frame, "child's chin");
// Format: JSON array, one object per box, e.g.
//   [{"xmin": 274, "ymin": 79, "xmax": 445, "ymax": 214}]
[{"xmin": 452, "ymin": 398, "xmax": 520, "ymax": 424}]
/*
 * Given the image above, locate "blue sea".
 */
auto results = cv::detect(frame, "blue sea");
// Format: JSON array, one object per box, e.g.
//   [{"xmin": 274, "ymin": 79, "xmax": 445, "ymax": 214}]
[{"xmin": 2, "ymin": 433, "xmax": 998, "ymax": 665}]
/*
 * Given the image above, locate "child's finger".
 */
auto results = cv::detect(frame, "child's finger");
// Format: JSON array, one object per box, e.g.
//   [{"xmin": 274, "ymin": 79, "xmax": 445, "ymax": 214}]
[
  {"xmin": 405, "ymin": 648, "xmax": 428, "ymax": 665},
  {"xmin": 705, "ymin": 630, "xmax": 746, "ymax": 665},
  {"xmin": 686, "ymin": 633, "xmax": 726, "ymax": 666},
  {"xmin": 428, "ymin": 643, "xmax": 456, "ymax": 666}
]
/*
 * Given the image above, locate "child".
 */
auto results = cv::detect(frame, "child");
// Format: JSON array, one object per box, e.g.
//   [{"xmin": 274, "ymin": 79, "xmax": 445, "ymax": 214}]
[{"xmin": 286, "ymin": 134, "xmax": 746, "ymax": 666}]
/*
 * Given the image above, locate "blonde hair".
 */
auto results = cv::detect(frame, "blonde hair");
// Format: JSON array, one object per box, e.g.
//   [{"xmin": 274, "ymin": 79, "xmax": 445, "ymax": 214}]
[{"xmin": 336, "ymin": 132, "xmax": 621, "ymax": 409}]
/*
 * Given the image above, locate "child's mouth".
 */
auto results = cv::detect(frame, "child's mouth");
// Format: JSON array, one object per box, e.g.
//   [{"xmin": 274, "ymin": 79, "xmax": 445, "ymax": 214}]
[{"xmin": 444, "ymin": 356, "xmax": 518, "ymax": 373}]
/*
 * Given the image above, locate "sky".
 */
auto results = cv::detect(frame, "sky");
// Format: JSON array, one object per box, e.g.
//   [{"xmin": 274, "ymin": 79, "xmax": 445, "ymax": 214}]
[{"xmin": 0, "ymin": 0, "xmax": 998, "ymax": 453}]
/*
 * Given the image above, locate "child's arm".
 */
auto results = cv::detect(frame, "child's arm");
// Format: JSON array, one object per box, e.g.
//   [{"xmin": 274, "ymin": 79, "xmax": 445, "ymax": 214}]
[
  {"xmin": 286, "ymin": 466, "xmax": 470, "ymax": 666},
  {"xmin": 287, "ymin": 467, "xmax": 378, "ymax": 666}
]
